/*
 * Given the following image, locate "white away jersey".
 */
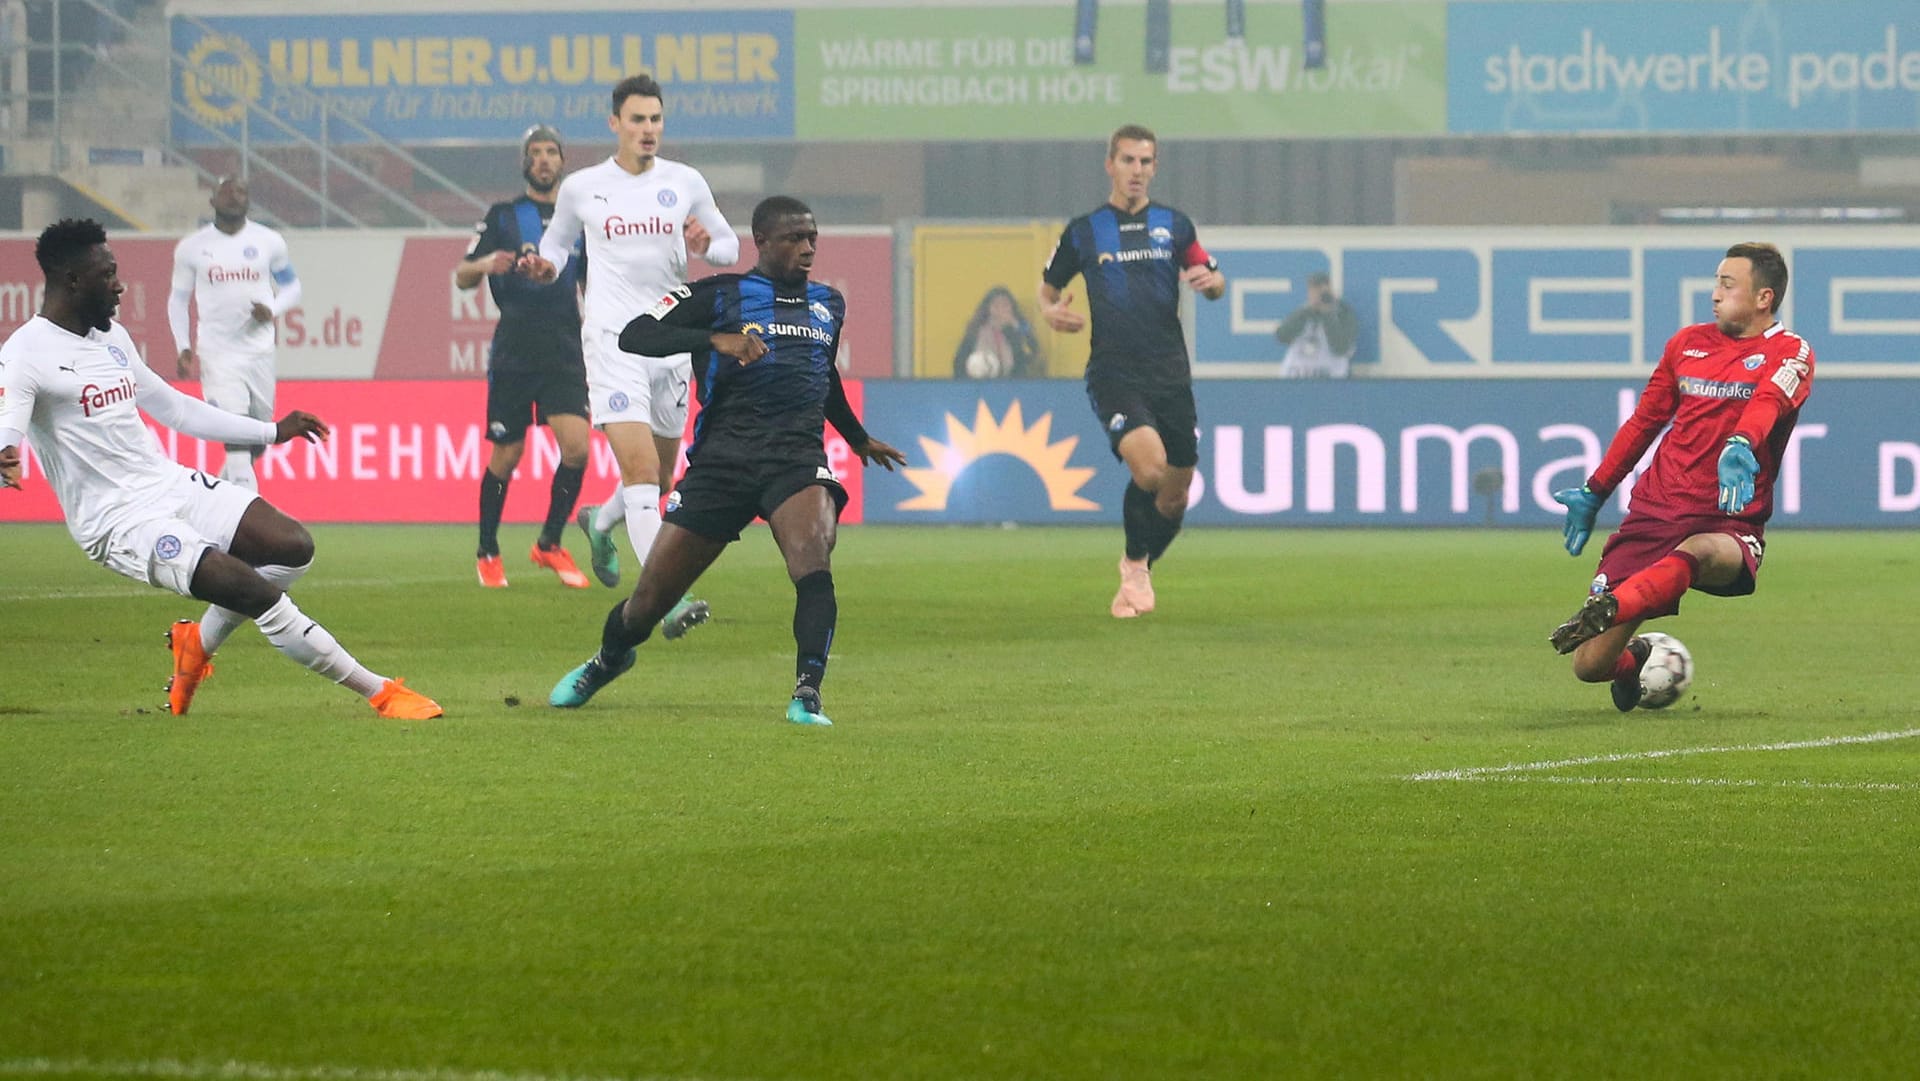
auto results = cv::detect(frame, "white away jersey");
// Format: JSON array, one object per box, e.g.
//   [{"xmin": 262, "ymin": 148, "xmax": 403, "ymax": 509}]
[
  {"xmin": 0, "ymin": 318, "xmax": 237, "ymax": 554},
  {"xmin": 171, "ymin": 221, "xmax": 293, "ymax": 357},
  {"xmin": 539, "ymin": 156, "xmax": 739, "ymax": 335}
]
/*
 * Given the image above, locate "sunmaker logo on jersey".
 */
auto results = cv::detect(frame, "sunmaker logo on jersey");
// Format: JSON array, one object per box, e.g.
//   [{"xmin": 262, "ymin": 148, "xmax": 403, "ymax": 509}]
[
  {"xmin": 764, "ymin": 321, "xmax": 834, "ymax": 345},
  {"xmin": 1096, "ymin": 248, "xmax": 1173, "ymax": 265},
  {"xmin": 79, "ymin": 376, "xmax": 138, "ymax": 417},
  {"xmin": 1677, "ymin": 376, "xmax": 1753, "ymax": 400}
]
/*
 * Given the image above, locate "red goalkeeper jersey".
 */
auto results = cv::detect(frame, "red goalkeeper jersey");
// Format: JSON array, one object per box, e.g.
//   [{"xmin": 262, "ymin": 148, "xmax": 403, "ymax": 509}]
[{"xmin": 1591, "ymin": 321, "xmax": 1815, "ymax": 526}]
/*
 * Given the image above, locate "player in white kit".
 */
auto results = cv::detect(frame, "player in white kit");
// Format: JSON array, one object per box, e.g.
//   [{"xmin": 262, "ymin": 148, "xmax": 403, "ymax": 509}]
[
  {"xmin": 168, "ymin": 176, "xmax": 302, "ymax": 490},
  {"xmin": 1, "ymin": 219, "xmax": 440, "ymax": 721},
  {"xmin": 523, "ymin": 73, "xmax": 738, "ymax": 638}
]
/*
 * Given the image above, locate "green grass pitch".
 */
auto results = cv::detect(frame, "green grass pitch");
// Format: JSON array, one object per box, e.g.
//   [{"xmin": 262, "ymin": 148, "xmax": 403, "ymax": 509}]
[{"xmin": 4, "ymin": 523, "xmax": 1919, "ymax": 1079}]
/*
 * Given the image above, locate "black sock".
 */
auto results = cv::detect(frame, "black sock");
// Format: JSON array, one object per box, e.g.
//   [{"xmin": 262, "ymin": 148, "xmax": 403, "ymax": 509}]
[
  {"xmin": 477, "ymin": 469, "xmax": 509, "ymax": 557},
  {"xmin": 597, "ymin": 598, "xmax": 652, "ymax": 664},
  {"xmin": 792, "ymin": 569, "xmax": 836, "ymax": 694},
  {"xmin": 1146, "ymin": 506, "xmax": 1184, "ymax": 565},
  {"xmin": 1121, "ymin": 482, "xmax": 1156, "ymax": 561},
  {"xmin": 540, "ymin": 463, "xmax": 585, "ymax": 548}
]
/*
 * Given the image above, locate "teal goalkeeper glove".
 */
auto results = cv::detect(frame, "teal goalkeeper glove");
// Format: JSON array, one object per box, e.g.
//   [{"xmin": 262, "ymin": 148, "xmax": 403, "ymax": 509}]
[
  {"xmin": 1718, "ymin": 435, "xmax": 1760, "ymax": 514},
  {"xmin": 1552, "ymin": 485, "xmax": 1604, "ymax": 556}
]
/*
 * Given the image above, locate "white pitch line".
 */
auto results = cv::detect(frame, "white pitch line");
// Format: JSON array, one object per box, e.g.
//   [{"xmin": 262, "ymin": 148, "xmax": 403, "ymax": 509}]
[
  {"xmin": 1404, "ymin": 727, "xmax": 1920, "ymax": 782},
  {"xmin": 1444, "ymin": 774, "xmax": 1916, "ymax": 792},
  {"xmin": 0, "ymin": 577, "xmax": 457, "ymax": 603},
  {"xmin": 0, "ymin": 1058, "xmax": 747, "ymax": 1081}
]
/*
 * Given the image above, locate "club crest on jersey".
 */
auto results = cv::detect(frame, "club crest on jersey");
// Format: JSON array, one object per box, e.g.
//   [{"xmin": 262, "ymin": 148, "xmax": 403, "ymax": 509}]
[
  {"xmin": 1741, "ymin": 353, "xmax": 1766, "ymax": 370},
  {"xmin": 809, "ymin": 301, "xmax": 832, "ymax": 324},
  {"xmin": 657, "ymin": 189, "xmax": 679, "ymax": 208},
  {"xmin": 155, "ymin": 534, "xmax": 183, "ymax": 560},
  {"xmin": 1149, "ymin": 226, "xmax": 1171, "ymax": 242},
  {"xmin": 609, "ymin": 392, "xmax": 630, "ymax": 412},
  {"xmin": 242, "ymin": 246, "xmax": 258, "ymax": 260},
  {"xmin": 107, "ymin": 345, "xmax": 129, "ymax": 367}
]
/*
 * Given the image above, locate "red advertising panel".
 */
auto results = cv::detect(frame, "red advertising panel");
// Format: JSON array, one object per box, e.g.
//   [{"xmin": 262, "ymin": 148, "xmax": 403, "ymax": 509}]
[{"xmin": 1, "ymin": 379, "xmax": 865, "ymax": 525}]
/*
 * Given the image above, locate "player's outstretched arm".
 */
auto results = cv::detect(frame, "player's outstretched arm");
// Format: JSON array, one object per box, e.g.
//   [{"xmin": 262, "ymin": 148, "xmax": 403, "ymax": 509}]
[
  {"xmin": 274, "ymin": 410, "xmax": 331, "ymax": 445},
  {"xmin": 133, "ymin": 361, "xmax": 277, "ymax": 446}
]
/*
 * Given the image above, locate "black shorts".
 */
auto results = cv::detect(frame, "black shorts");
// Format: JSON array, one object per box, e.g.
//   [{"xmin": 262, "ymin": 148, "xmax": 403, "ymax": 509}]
[
  {"xmin": 663, "ymin": 458, "xmax": 848, "ymax": 543},
  {"xmin": 486, "ymin": 366, "xmax": 589, "ymax": 443},
  {"xmin": 1085, "ymin": 379, "xmax": 1199, "ymax": 469}
]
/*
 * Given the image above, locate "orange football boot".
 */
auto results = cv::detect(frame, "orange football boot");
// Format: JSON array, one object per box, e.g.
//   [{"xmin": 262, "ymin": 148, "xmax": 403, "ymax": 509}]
[
  {"xmin": 530, "ymin": 543, "xmax": 589, "ymax": 588},
  {"xmin": 476, "ymin": 554, "xmax": 508, "ymax": 588},
  {"xmin": 370, "ymin": 678, "xmax": 443, "ymax": 720},
  {"xmin": 165, "ymin": 619, "xmax": 214, "ymax": 715}
]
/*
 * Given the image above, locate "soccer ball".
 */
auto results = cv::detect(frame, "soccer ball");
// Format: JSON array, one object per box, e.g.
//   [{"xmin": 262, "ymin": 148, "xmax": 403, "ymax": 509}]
[
  {"xmin": 965, "ymin": 349, "xmax": 1006, "ymax": 379},
  {"xmin": 1637, "ymin": 632, "xmax": 1694, "ymax": 710}
]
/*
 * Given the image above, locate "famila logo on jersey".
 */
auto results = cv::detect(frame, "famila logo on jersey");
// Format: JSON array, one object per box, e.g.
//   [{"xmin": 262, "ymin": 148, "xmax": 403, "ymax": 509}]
[
  {"xmin": 605, "ymin": 215, "xmax": 674, "ymax": 239},
  {"xmin": 79, "ymin": 376, "xmax": 137, "ymax": 416},
  {"xmin": 208, "ymin": 265, "xmax": 263, "ymax": 283}
]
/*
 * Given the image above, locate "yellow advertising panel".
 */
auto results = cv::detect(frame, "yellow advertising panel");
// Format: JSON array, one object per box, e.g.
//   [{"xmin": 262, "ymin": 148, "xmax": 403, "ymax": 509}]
[{"xmin": 911, "ymin": 223, "xmax": 1088, "ymax": 380}]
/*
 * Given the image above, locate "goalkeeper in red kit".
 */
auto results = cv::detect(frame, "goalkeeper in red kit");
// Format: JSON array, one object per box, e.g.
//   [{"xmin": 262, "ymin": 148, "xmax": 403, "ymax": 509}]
[{"xmin": 1549, "ymin": 242, "xmax": 1814, "ymax": 711}]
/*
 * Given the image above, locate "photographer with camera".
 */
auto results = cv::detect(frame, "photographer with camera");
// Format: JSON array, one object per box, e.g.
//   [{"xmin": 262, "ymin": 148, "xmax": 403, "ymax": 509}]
[{"xmin": 1275, "ymin": 271, "xmax": 1358, "ymax": 379}]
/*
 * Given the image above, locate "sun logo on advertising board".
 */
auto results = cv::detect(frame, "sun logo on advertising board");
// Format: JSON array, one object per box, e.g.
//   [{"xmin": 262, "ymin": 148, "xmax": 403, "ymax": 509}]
[
  {"xmin": 897, "ymin": 400, "xmax": 1098, "ymax": 512},
  {"xmin": 182, "ymin": 34, "xmax": 263, "ymax": 128}
]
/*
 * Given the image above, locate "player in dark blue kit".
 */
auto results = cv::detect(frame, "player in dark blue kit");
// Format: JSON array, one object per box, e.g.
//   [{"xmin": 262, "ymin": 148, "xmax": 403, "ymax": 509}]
[
  {"xmin": 548, "ymin": 196, "xmax": 906, "ymax": 725},
  {"xmin": 455, "ymin": 124, "xmax": 591, "ymax": 589},
  {"xmin": 1039, "ymin": 123, "xmax": 1226, "ymax": 618}
]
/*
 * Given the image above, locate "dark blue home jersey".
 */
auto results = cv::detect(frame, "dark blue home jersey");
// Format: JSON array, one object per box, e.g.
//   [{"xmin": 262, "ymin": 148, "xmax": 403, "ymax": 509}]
[
  {"xmin": 467, "ymin": 196, "xmax": 585, "ymax": 374},
  {"xmin": 623, "ymin": 271, "xmax": 868, "ymax": 469},
  {"xmin": 1042, "ymin": 202, "xmax": 1211, "ymax": 388}
]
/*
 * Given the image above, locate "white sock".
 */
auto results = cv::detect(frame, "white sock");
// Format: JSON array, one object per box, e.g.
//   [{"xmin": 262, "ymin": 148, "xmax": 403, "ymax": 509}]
[
  {"xmin": 221, "ymin": 450, "xmax": 257, "ymax": 490},
  {"xmin": 201, "ymin": 561, "xmax": 311, "ymax": 653},
  {"xmin": 592, "ymin": 494, "xmax": 626, "ymax": 533},
  {"xmin": 620, "ymin": 483, "xmax": 662, "ymax": 566},
  {"xmin": 254, "ymin": 594, "xmax": 385, "ymax": 697}
]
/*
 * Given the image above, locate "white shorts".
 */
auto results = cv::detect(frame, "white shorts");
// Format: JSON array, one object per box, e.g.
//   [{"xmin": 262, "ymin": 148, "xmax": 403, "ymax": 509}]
[
  {"xmin": 96, "ymin": 468, "xmax": 258, "ymax": 597},
  {"xmin": 200, "ymin": 351, "xmax": 276, "ymax": 429},
  {"xmin": 584, "ymin": 325, "xmax": 690, "ymax": 438}
]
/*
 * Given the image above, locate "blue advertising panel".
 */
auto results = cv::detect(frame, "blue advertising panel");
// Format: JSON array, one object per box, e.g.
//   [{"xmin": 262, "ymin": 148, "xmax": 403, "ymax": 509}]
[
  {"xmin": 1448, "ymin": 0, "xmax": 1920, "ymax": 134},
  {"xmin": 170, "ymin": 11, "xmax": 795, "ymax": 146},
  {"xmin": 862, "ymin": 379, "xmax": 1920, "ymax": 528},
  {"xmin": 1198, "ymin": 228, "xmax": 1920, "ymax": 375}
]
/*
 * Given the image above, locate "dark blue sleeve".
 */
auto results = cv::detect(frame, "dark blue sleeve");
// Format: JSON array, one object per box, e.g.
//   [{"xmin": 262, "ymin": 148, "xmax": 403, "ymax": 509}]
[{"xmin": 1041, "ymin": 220, "xmax": 1081, "ymax": 289}]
